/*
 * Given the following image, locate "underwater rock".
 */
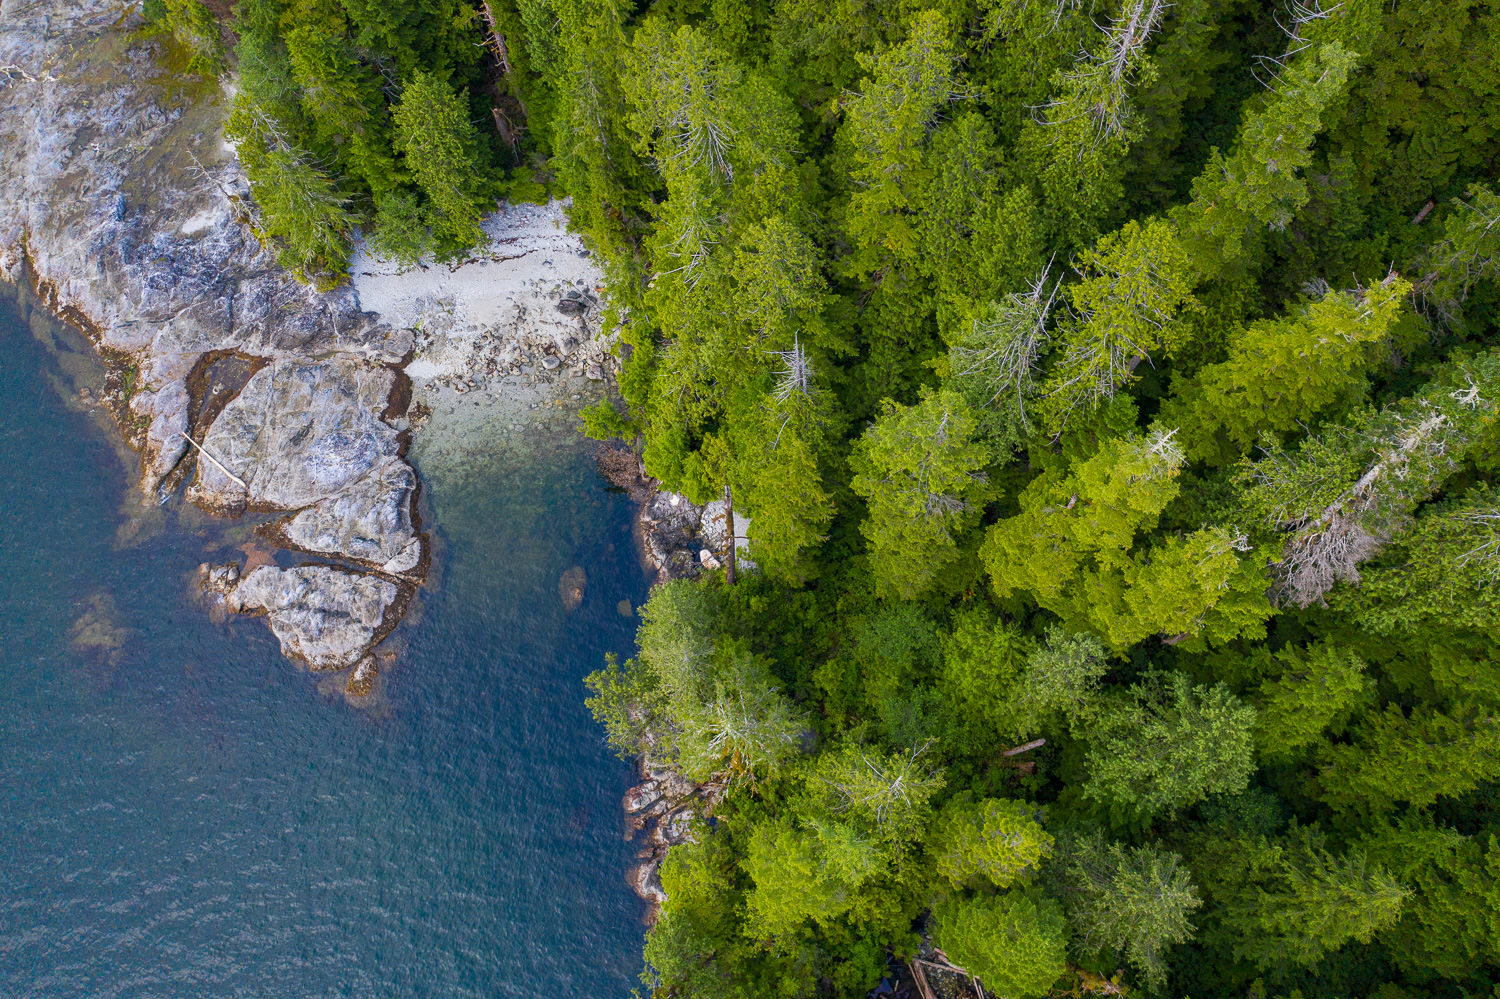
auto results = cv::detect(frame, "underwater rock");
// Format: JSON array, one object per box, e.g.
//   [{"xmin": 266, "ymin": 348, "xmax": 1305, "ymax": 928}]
[
  {"xmin": 227, "ymin": 565, "xmax": 399, "ymax": 671},
  {"xmin": 558, "ymin": 566, "xmax": 587, "ymax": 611},
  {"xmin": 70, "ymin": 591, "xmax": 131, "ymax": 665}
]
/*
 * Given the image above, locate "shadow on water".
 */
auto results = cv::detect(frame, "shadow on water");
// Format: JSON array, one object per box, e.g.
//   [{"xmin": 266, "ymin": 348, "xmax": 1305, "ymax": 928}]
[{"xmin": 0, "ymin": 280, "xmax": 651, "ymax": 998}]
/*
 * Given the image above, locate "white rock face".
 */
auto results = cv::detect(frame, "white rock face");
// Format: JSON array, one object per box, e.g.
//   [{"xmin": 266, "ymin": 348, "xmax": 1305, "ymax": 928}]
[
  {"xmin": 229, "ymin": 566, "xmax": 399, "ymax": 671},
  {"xmin": 0, "ymin": 0, "xmax": 419, "ymax": 672}
]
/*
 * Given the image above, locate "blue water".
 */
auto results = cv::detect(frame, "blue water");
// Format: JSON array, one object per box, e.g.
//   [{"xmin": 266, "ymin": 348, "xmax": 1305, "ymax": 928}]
[{"xmin": 0, "ymin": 284, "xmax": 650, "ymax": 997}]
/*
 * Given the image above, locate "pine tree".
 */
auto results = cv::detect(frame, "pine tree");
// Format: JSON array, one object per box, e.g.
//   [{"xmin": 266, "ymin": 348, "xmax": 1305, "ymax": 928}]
[
  {"xmin": 391, "ymin": 69, "xmax": 489, "ymax": 253},
  {"xmin": 1063, "ymin": 834, "xmax": 1202, "ymax": 988},
  {"xmin": 849, "ymin": 389, "xmax": 991, "ymax": 600},
  {"xmin": 1037, "ymin": 218, "xmax": 1199, "ymax": 432}
]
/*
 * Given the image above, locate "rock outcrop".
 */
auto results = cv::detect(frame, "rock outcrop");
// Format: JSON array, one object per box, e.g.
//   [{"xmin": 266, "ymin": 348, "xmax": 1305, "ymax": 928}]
[
  {"xmin": 637, "ymin": 490, "xmax": 753, "ymax": 584},
  {"xmin": 0, "ymin": 0, "xmax": 421, "ymax": 675},
  {"xmin": 623, "ymin": 756, "xmax": 720, "ymax": 918},
  {"xmin": 228, "ymin": 565, "xmax": 402, "ymax": 671}
]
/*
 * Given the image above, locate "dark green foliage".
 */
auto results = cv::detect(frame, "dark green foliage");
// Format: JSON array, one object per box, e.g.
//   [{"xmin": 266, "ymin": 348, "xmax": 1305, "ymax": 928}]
[{"xmin": 218, "ymin": 0, "xmax": 1500, "ymax": 994}]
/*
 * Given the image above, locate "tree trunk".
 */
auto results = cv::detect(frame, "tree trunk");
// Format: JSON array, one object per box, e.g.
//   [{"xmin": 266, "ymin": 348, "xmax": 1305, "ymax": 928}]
[{"xmin": 724, "ymin": 484, "xmax": 737, "ymax": 585}]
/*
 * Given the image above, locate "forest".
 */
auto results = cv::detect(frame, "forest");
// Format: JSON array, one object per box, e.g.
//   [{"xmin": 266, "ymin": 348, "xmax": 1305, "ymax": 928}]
[{"xmin": 146, "ymin": 0, "xmax": 1500, "ymax": 995}]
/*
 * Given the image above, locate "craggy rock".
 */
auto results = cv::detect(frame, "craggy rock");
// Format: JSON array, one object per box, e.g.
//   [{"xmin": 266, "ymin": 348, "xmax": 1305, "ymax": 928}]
[
  {"xmin": 622, "ymin": 750, "xmax": 725, "ymax": 920},
  {"xmin": 227, "ymin": 565, "xmax": 399, "ymax": 671},
  {"xmin": 280, "ymin": 463, "xmax": 423, "ymax": 575},
  {"xmin": 188, "ymin": 359, "xmax": 423, "ymax": 573},
  {"xmin": 0, "ymin": 0, "xmax": 422, "ymax": 675},
  {"xmin": 636, "ymin": 489, "xmax": 754, "ymax": 584}
]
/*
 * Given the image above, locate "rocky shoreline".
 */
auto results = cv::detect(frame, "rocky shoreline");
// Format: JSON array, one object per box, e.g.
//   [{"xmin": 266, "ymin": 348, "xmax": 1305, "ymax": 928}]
[
  {"xmin": 1, "ymin": 0, "xmax": 735, "ymax": 914},
  {"xmin": 0, "ymin": 0, "xmax": 624, "ymax": 692}
]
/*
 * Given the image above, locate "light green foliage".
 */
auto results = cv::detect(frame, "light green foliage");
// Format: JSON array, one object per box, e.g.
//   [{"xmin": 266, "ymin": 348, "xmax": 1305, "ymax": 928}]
[
  {"xmin": 743, "ymin": 815, "xmax": 884, "ymax": 937},
  {"xmin": 813, "ymin": 741, "xmax": 945, "ymax": 841},
  {"xmin": 1018, "ymin": 0, "xmax": 1167, "ymax": 248},
  {"xmin": 1343, "ymin": 487, "xmax": 1500, "ymax": 638},
  {"xmin": 586, "ymin": 581, "xmax": 803, "ymax": 784},
  {"xmin": 1315, "ymin": 701, "xmax": 1500, "ymax": 816},
  {"xmin": 931, "ymin": 892, "xmax": 1067, "ymax": 999},
  {"xmin": 1254, "ymin": 642, "xmax": 1369, "ymax": 761},
  {"xmin": 1063, "ymin": 834, "xmax": 1201, "ymax": 988},
  {"xmin": 985, "ymin": 427, "xmax": 1186, "ymax": 605},
  {"xmin": 839, "ymin": 10, "xmax": 959, "ymax": 275},
  {"xmin": 392, "ymin": 70, "xmax": 488, "ymax": 254},
  {"xmin": 943, "ymin": 268, "xmax": 1055, "ymax": 451},
  {"xmin": 929, "ymin": 797, "xmax": 1053, "ymax": 889},
  {"xmin": 1164, "ymin": 276, "xmax": 1412, "ymax": 462},
  {"xmin": 1218, "ymin": 827, "xmax": 1409, "ymax": 971},
  {"xmin": 936, "ymin": 609, "xmax": 1031, "ymax": 738},
  {"xmin": 1175, "ymin": 42, "xmax": 1359, "ymax": 275},
  {"xmin": 1038, "ymin": 218, "xmax": 1198, "ymax": 432},
  {"xmin": 850, "ymin": 390, "xmax": 990, "ymax": 600},
  {"xmin": 984, "ymin": 427, "xmax": 1266, "ymax": 649},
  {"xmin": 1084, "ymin": 671, "xmax": 1257, "ymax": 816}
]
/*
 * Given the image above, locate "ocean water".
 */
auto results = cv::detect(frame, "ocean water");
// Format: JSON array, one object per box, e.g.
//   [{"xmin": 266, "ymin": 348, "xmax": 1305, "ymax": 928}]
[{"xmin": 0, "ymin": 283, "xmax": 651, "ymax": 997}]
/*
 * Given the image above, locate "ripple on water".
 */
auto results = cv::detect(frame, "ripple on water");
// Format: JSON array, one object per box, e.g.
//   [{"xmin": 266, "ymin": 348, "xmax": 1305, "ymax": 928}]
[{"xmin": 0, "ymin": 283, "xmax": 650, "ymax": 997}]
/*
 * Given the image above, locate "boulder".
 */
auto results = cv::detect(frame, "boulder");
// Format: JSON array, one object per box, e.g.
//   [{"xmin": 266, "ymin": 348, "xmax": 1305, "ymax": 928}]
[{"xmin": 228, "ymin": 565, "xmax": 399, "ymax": 671}]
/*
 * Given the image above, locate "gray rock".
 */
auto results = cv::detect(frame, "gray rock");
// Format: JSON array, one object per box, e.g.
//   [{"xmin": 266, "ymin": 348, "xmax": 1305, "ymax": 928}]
[
  {"xmin": 280, "ymin": 457, "xmax": 421, "ymax": 572},
  {"xmin": 541, "ymin": 355, "xmax": 562, "ymax": 370},
  {"xmin": 193, "ymin": 359, "xmax": 401, "ymax": 509},
  {"xmin": 0, "ymin": 0, "xmax": 427, "ymax": 677},
  {"xmin": 228, "ymin": 565, "xmax": 398, "ymax": 671}
]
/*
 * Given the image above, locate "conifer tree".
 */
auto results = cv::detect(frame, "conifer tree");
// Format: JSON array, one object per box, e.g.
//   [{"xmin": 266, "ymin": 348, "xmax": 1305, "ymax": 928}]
[
  {"xmin": 1253, "ymin": 641, "xmax": 1369, "ymax": 762},
  {"xmin": 392, "ymin": 69, "xmax": 488, "ymax": 253},
  {"xmin": 1246, "ymin": 347, "xmax": 1500, "ymax": 607},
  {"xmin": 1163, "ymin": 275, "xmax": 1412, "ymax": 463},
  {"xmin": 932, "ymin": 892, "xmax": 1068, "ymax": 999},
  {"xmin": 1063, "ymin": 834, "xmax": 1202, "ymax": 988},
  {"xmin": 1218, "ymin": 827, "xmax": 1409, "ymax": 971},
  {"xmin": 928, "ymin": 797, "xmax": 1054, "ymax": 890},
  {"xmin": 850, "ymin": 390, "xmax": 990, "ymax": 600},
  {"xmin": 1084, "ymin": 671, "xmax": 1257, "ymax": 816}
]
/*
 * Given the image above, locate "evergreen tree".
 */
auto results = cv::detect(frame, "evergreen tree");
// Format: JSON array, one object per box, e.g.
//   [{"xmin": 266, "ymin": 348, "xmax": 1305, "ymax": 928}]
[
  {"xmin": 1063, "ymin": 834, "xmax": 1202, "ymax": 988},
  {"xmin": 928, "ymin": 796, "xmax": 1054, "ymax": 890},
  {"xmin": 849, "ymin": 390, "xmax": 990, "ymax": 600},
  {"xmin": 1217, "ymin": 827, "xmax": 1409, "ymax": 972},
  {"xmin": 392, "ymin": 69, "xmax": 489, "ymax": 254},
  {"xmin": 931, "ymin": 892, "xmax": 1068, "ymax": 999},
  {"xmin": 1084, "ymin": 671, "xmax": 1257, "ymax": 816}
]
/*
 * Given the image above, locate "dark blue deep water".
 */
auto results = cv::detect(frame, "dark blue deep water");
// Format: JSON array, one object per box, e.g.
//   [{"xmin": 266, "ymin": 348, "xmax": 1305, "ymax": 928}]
[{"xmin": 0, "ymin": 284, "xmax": 650, "ymax": 997}]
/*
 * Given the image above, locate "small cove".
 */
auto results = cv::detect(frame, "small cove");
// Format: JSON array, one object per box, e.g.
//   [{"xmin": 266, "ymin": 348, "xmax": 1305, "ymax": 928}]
[{"xmin": 0, "ymin": 282, "xmax": 650, "ymax": 996}]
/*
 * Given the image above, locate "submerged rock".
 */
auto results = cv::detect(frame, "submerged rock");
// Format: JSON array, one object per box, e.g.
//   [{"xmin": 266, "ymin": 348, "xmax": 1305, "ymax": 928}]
[
  {"xmin": 558, "ymin": 565, "xmax": 587, "ymax": 611},
  {"xmin": 227, "ymin": 565, "xmax": 399, "ymax": 671}
]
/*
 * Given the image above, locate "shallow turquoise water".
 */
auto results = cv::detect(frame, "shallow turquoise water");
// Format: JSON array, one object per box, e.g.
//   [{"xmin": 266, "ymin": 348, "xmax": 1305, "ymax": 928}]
[{"xmin": 0, "ymin": 285, "xmax": 651, "ymax": 997}]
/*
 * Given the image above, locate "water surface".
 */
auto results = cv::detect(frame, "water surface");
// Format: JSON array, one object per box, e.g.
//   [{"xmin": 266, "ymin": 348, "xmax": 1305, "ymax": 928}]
[{"xmin": 0, "ymin": 283, "xmax": 650, "ymax": 997}]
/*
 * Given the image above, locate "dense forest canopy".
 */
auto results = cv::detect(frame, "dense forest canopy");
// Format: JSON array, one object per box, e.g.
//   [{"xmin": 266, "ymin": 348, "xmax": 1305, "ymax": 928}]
[{"xmin": 146, "ymin": 0, "xmax": 1500, "ymax": 994}]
